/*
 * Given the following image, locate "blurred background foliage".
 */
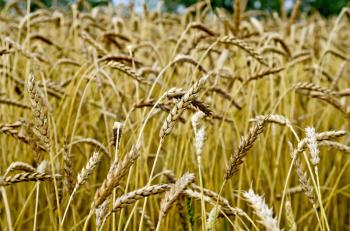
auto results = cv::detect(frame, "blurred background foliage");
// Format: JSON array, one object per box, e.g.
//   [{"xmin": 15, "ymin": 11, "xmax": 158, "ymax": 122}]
[{"xmin": 0, "ymin": 0, "xmax": 348, "ymax": 17}]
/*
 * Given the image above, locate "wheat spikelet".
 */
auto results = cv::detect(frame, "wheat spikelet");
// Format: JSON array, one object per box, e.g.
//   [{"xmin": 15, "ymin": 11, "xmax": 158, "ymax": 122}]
[
  {"xmin": 63, "ymin": 139, "xmax": 74, "ymax": 193},
  {"xmin": 310, "ymin": 93, "xmax": 350, "ymax": 120},
  {"xmin": 219, "ymin": 35, "xmax": 268, "ymax": 66},
  {"xmin": 0, "ymin": 98, "xmax": 30, "ymax": 109},
  {"xmin": 249, "ymin": 114, "xmax": 291, "ymax": 126},
  {"xmin": 0, "ymin": 172, "xmax": 61, "ymax": 186},
  {"xmin": 137, "ymin": 207, "xmax": 155, "ymax": 231},
  {"xmin": 208, "ymin": 87, "xmax": 242, "ymax": 109},
  {"xmin": 74, "ymin": 152, "xmax": 101, "ymax": 190},
  {"xmin": 27, "ymin": 73, "xmax": 50, "ymax": 157},
  {"xmin": 294, "ymin": 157, "xmax": 316, "ymax": 204},
  {"xmin": 3, "ymin": 162, "xmax": 36, "ymax": 176},
  {"xmin": 207, "ymin": 205, "xmax": 220, "ymax": 231},
  {"xmin": 160, "ymin": 73, "xmax": 213, "ymax": 139},
  {"xmin": 243, "ymin": 188, "xmax": 281, "ymax": 231},
  {"xmin": 285, "ymin": 200, "xmax": 297, "ymax": 231},
  {"xmin": 163, "ymin": 170, "xmax": 239, "ymax": 216},
  {"xmin": 305, "ymin": 127, "xmax": 320, "ymax": 166},
  {"xmin": 294, "ymin": 82, "xmax": 338, "ymax": 96},
  {"xmin": 184, "ymin": 189, "xmax": 244, "ymax": 216},
  {"xmin": 4, "ymin": 37, "xmax": 48, "ymax": 63},
  {"xmin": 112, "ymin": 184, "xmax": 171, "ymax": 212},
  {"xmin": 316, "ymin": 130, "xmax": 347, "ymax": 140},
  {"xmin": 224, "ymin": 119, "xmax": 266, "ymax": 180},
  {"xmin": 188, "ymin": 22, "xmax": 217, "ymax": 36},
  {"xmin": 289, "ymin": 143, "xmax": 316, "ymax": 204},
  {"xmin": 172, "ymin": 54, "xmax": 208, "ymax": 73},
  {"xmin": 160, "ymin": 172, "xmax": 195, "ymax": 218},
  {"xmin": 93, "ymin": 145, "xmax": 140, "ymax": 208},
  {"xmin": 79, "ymin": 31, "xmax": 107, "ymax": 55},
  {"xmin": 0, "ymin": 122, "xmax": 31, "ymax": 145},
  {"xmin": 260, "ymin": 46, "xmax": 289, "ymax": 57},
  {"xmin": 70, "ymin": 138, "xmax": 111, "ymax": 158},
  {"xmin": 62, "ymin": 152, "xmax": 101, "ymax": 224},
  {"xmin": 105, "ymin": 61, "xmax": 149, "ymax": 84},
  {"xmin": 175, "ymin": 195, "xmax": 188, "ymax": 230},
  {"xmin": 245, "ymin": 66, "xmax": 285, "ymax": 83},
  {"xmin": 95, "ymin": 199, "xmax": 109, "ymax": 229},
  {"xmin": 319, "ymin": 141, "xmax": 350, "ymax": 154}
]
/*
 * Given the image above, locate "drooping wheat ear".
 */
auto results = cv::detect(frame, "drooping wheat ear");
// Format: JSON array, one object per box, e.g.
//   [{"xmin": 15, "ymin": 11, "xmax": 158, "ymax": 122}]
[
  {"xmin": 188, "ymin": 22, "xmax": 217, "ymax": 36},
  {"xmin": 4, "ymin": 37, "xmax": 40, "ymax": 61},
  {"xmin": 219, "ymin": 35, "xmax": 268, "ymax": 66},
  {"xmin": 291, "ymin": 130, "xmax": 346, "ymax": 157},
  {"xmin": 316, "ymin": 130, "xmax": 347, "ymax": 140},
  {"xmin": 224, "ymin": 118, "xmax": 266, "ymax": 180},
  {"xmin": 137, "ymin": 207, "xmax": 156, "ymax": 231},
  {"xmin": 184, "ymin": 189, "xmax": 244, "ymax": 216},
  {"xmin": 190, "ymin": 184, "xmax": 233, "ymax": 212},
  {"xmin": 294, "ymin": 82, "xmax": 338, "ymax": 96},
  {"xmin": 290, "ymin": 144, "xmax": 316, "ymax": 204},
  {"xmin": 249, "ymin": 114, "xmax": 291, "ymax": 126},
  {"xmin": 160, "ymin": 73, "xmax": 213, "ymax": 139},
  {"xmin": 62, "ymin": 152, "xmax": 101, "ymax": 224},
  {"xmin": 285, "ymin": 200, "xmax": 297, "ymax": 231},
  {"xmin": 164, "ymin": 170, "xmax": 240, "ymax": 216},
  {"xmin": 93, "ymin": 145, "xmax": 140, "ymax": 208},
  {"xmin": 260, "ymin": 46, "xmax": 289, "ymax": 57},
  {"xmin": 27, "ymin": 73, "xmax": 50, "ymax": 159},
  {"xmin": 207, "ymin": 205, "xmax": 220, "ymax": 231},
  {"xmin": 245, "ymin": 66, "xmax": 285, "ymax": 83},
  {"xmin": 160, "ymin": 173, "xmax": 195, "ymax": 218},
  {"xmin": 0, "ymin": 98, "xmax": 31, "ymax": 109},
  {"xmin": 172, "ymin": 54, "xmax": 208, "ymax": 73},
  {"xmin": 309, "ymin": 93, "xmax": 350, "ymax": 120},
  {"xmin": 106, "ymin": 61, "xmax": 149, "ymax": 84},
  {"xmin": 295, "ymin": 157, "xmax": 316, "ymax": 204},
  {"xmin": 305, "ymin": 127, "xmax": 320, "ymax": 166},
  {"xmin": 319, "ymin": 141, "xmax": 350, "ymax": 154},
  {"xmin": 79, "ymin": 31, "xmax": 107, "ymax": 55},
  {"xmin": 4, "ymin": 162, "xmax": 36, "ymax": 177},
  {"xmin": 70, "ymin": 138, "xmax": 111, "ymax": 158},
  {"xmin": 0, "ymin": 172, "xmax": 61, "ymax": 186},
  {"xmin": 208, "ymin": 87, "xmax": 242, "ymax": 110},
  {"xmin": 0, "ymin": 121, "xmax": 31, "ymax": 145},
  {"xmin": 63, "ymin": 138, "xmax": 74, "ymax": 193},
  {"xmin": 243, "ymin": 188, "xmax": 281, "ymax": 231},
  {"xmin": 111, "ymin": 184, "xmax": 171, "ymax": 213}
]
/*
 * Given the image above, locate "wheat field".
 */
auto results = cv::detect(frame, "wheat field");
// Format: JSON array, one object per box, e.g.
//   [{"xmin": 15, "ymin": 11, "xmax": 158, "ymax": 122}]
[{"xmin": 0, "ymin": 1, "xmax": 350, "ymax": 230}]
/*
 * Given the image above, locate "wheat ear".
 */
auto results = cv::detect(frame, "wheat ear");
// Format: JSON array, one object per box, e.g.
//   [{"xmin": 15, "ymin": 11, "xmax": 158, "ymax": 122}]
[
  {"xmin": 160, "ymin": 73, "xmax": 213, "ymax": 139},
  {"xmin": 62, "ymin": 152, "xmax": 101, "ymax": 224},
  {"xmin": 224, "ymin": 119, "xmax": 266, "ymax": 180},
  {"xmin": 93, "ymin": 145, "xmax": 140, "ymax": 208}
]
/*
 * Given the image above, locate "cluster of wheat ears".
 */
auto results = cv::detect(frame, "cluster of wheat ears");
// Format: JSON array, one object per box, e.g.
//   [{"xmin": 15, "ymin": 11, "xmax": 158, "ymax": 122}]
[{"xmin": 0, "ymin": 0, "xmax": 349, "ymax": 230}]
